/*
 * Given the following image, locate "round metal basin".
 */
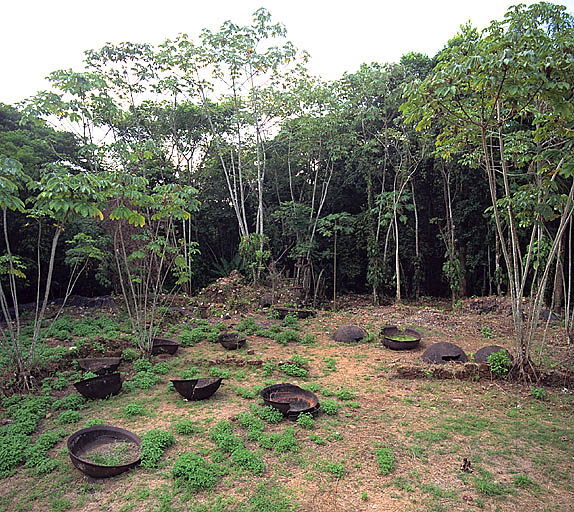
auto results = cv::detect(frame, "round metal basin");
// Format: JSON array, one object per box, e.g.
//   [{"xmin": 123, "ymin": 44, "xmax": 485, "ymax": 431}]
[
  {"xmin": 218, "ymin": 332, "xmax": 246, "ymax": 350},
  {"xmin": 67, "ymin": 426, "xmax": 141, "ymax": 478},
  {"xmin": 77, "ymin": 357, "xmax": 121, "ymax": 375},
  {"xmin": 260, "ymin": 383, "xmax": 320, "ymax": 420},
  {"xmin": 381, "ymin": 326, "xmax": 421, "ymax": 350},
  {"xmin": 422, "ymin": 342, "xmax": 468, "ymax": 364},
  {"xmin": 474, "ymin": 345, "xmax": 513, "ymax": 363},
  {"xmin": 171, "ymin": 377, "xmax": 223, "ymax": 400},
  {"xmin": 151, "ymin": 338, "xmax": 181, "ymax": 355},
  {"xmin": 74, "ymin": 373, "xmax": 122, "ymax": 399}
]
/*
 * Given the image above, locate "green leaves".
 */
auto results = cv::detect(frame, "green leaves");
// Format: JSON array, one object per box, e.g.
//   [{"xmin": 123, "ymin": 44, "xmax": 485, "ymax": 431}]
[{"xmin": 0, "ymin": 156, "xmax": 29, "ymax": 212}]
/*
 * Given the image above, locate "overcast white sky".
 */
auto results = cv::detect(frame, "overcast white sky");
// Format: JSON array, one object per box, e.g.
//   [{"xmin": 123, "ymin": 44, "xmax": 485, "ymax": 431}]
[{"xmin": 2, "ymin": 0, "xmax": 574, "ymax": 105}]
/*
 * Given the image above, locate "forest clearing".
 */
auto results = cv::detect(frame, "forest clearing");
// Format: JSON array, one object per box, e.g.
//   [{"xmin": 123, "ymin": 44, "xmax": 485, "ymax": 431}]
[
  {"xmin": 0, "ymin": 281, "xmax": 573, "ymax": 512},
  {"xmin": 1, "ymin": 2, "xmax": 574, "ymax": 511}
]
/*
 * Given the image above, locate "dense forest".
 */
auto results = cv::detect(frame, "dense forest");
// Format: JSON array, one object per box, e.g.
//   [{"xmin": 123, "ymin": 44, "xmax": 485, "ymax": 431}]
[{"xmin": 1, "ymin": 2, "xmax": 573, "ymax": 376}]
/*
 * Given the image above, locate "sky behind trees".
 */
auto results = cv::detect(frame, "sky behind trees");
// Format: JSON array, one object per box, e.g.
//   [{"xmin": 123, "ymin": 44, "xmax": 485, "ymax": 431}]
[{"xmin": 4, "ymin": 0, "xmax": 573, "ymax": 104}]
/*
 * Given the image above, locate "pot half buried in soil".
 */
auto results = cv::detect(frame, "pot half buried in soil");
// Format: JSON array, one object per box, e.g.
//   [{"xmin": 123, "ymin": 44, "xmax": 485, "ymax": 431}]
[
  {"xmin": 381, "ymin": 326, "xmax": 421, "ymax": 350},
  {"xmin": 474, "ymin": 345, "xmax": 513, "ymax": 363},
  {"xmin": 218, "ymin": 331, "xmax": 247, "ymax": 350},
  {"xmin": 260, "ymin": 383, "xmax": 320, "ymax": 420},
  {"xmin": 74, "ymin": 373, "xmax": 122, "ymax": 399},
  {"xmin": 151, "ymin": 337, "xmax": 181, "ymax": 355},
  {"xmin": 422, "ymin": 342, "xmax": 468, "ymax": 364},
  {"xmin": 68, "ymin": 425, "xmax": 141, "ymax": 478},
  {"xmin": 332, "ymin": 325, "xmax": 365, "ymax": 343},
  {"xmin": 171, "ymin": 377, "xmax": 223, "ymax": 400},
  {"xmin": 77, "ymin": 357, "xmax": 121, "ymax": 375}
]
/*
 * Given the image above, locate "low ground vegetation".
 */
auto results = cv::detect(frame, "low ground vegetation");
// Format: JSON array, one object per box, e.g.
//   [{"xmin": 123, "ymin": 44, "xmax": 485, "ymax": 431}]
[{"xmin": 0, "ymin": 296, "xmax": 573, "ymax": 511}]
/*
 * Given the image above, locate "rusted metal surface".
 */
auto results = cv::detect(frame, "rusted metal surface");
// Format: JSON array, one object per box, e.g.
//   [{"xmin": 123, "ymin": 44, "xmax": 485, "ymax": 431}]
[
  {"xmin": 381, "ymin": 326, "xmax": 421, "ymax": 350},
  {"xmin": 74, "ymin": 373, "xmax": 122, "ymax": 399},
  {"xmin": 260, "ymin": 383, "xmax": 320, "ymax": 420},
  {"xmin": 422, "ymin": 342, "xmax": 468, "ymax": 364},
  {"xmin": 151, "ymin": 338, "xmax": 181, "ymax": 355},
  {"xmin": 67, "ymin": 426, "xmax": 141, "ymax": 478},
  {"xmin": 171, "ymin": 377, "xmax": 223, "ymax": 400},
  {"xmin": 218, "ymin": 332, "xmax": 246, "ymax": 350},
  {"xmin": 474, "ymin": 345, "xmax": 513, "ymax": 363},
  {"xmin": 77, "ymin": 357, "xmax": 121, "ymax": 375},
  {"xmin": 332, "ymin": 325, "xmax": 365, "ymax": 344}
]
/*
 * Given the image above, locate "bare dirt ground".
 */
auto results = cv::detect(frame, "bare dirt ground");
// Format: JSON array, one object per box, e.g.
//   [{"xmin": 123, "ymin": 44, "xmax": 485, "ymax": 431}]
[{"xmin": 1, "ymin": 292, "xmax": 573, "ymax": 512}]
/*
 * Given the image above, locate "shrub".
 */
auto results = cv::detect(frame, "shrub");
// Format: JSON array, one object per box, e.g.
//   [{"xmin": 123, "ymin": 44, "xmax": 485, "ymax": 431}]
[
  {"xmin": 180, "ymin": 366, "xmax": 200, "ymax": 379},
  {"xmin": 309, "ymin": 433, "xmax": 326, "ymax": 445},
  {"xmin": 178, "ymin": 328, "xmax": 205, "ymax": 347},
  {"xmin": 175, "ymin": 420, "xmax": 199, "ymax": 435},
  {"xmin": 125, "ymin": 371, "xmax": 160, "ymax": 391},
  {"xmin": 124, "ymin": 403, "xmax": 146, "ymax": 417},
  {"xmin": 317, "ymin": 460, "xmax": 345, "ymax": 478},
  {"xmin": 234, "ymin": 386, "xmax": 257, "ymax": 399},
  {"xmin": 300, "ymin": 333, "xmax": 317, "ymax": 345},
  {"xmin": 172, "ymin": 453, "xmax": 218, "ymax": 493},
  {"xmin": 0, "ymin": 434, "xmax": 27, "ymax": 477},
  {"xmin": 3, "ymin": 394, "xmax": 51, "ymax": 435},
  {"xmin": 251, "ymin": 405, "xmax": 284, "ymax": 424},
  {"xmin": 375, "ymin": 447, "xmax": 395, "ymax": 475},
  {"xmin": 323, "ymin": 357, "xmax": 337, "ymax": 372},
  {"xmin": 236, "ymin": 317, "xmax": 259, "ymax": 335},
  {"xmin": 51, "ymin": 376, "xmax": 69, "ymax": 391},
  {"xmin": 205, "ymin": 332, "xmax": 218, "ymax": 344},
  {"xmin": 209, "ymin": 421, "xmax": 245, "ymax": 453},
  {"xmin": 24, "ymin": 430, "xmax": 65, "ymax": 470},
  {"xmin": 275, "ymin": 329, "xmax": 300, "ymax": 345},
  {"xmin": 296, "ymin": 412, "xmax": 315, "ymax": 430},
  {"xmin": 321, "ymin": 400, "xmax": 339, "ymax": 415},
  {"xmin": 53, "ymin": 394, "xmax": 86, "ymax": 411},
  {"xmin": 247, "ymin": 482, "xmax": 299, "ymax": 512},
  {"xmin": 230, "ymin": 447, "xmax": 265, "ymax": 475},
  {"xmin": 236, "ymin": 412, "xmax": 265, "ymax": 441},
  {"xmin": 209, "ymin": 367, "xmax": 230, "ymax": 379},
  {"xmin": 271, "ymin": 427, "xmax": 298, "ymax": 453},
  {"xmin": 336, "ymin": 388, "xmax": 356, "ymax": 401},
  {"xmin": 58, "ymin": 410, "xmax": 81, "ymax": 425},
  {"xmin": 140, "ymin": 429, "xmax": 176, "ymax": 469},
  {"xmin": 133, "ymin": 359, "xmax": 152, "ymax": 373},
  {"xmin": 290, "ymin": 353, "xmax": 309, "ymax": 366},
  {"xmin": 487, "ymin": 351, "xmax": 512, "ymax": 377},
  {"xmin": 530, "ymin": 387, "xmax": 548, "ymax": 400},
  {"xmin": 152, "ymin": 361, "xmax": 171, "ymax": 375},
  {"xmin": 281, "ymin": 314, "xmax": 299, "ymax": 329},
  {"xmin": 280, "ymin": 363, "xmax": 308, "ymax": 378},
  {"xmin": 262, "ymin": 362, "xmax": 276, "ymax": 377},
  {"xmin": 121, "ymin": 348, "xmax": 139, "ymax": 361},
  {"xmin": 480, "ymin": 326, "xmax": 494, "ymax": 338}
]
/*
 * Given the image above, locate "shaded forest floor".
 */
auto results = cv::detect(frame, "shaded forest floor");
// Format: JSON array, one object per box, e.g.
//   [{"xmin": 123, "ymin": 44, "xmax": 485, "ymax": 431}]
[{"xmin": 1, "ymin": 289, "xmax": 573, "ymax": 512}]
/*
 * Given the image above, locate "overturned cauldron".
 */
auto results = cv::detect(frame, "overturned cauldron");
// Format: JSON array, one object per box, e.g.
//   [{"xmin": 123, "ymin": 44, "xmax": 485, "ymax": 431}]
[
  {"xmin": 381, "ymin": 326, "xmax": 421, "ymax": 350},
  {"xmin": 67, "ymin": 425, "xmax": 141, "ymax": 478},
  {"xmin": 77, "ymin": 357, "xmax": 121, "ymax": 375},
  {"xmin": 151, "ymin": 338, "xmax": 181, "ymax": 355},
  {"xmin": 274, "ymin": 306, "xmax": 314, "ymax": 320},
  {"xmin": 260, "ymin": 383, "xmax": 320, "ymax": 420},
  {"xmin": 474, "ymin": 345, "xmax": 513, "ymax": 364},
  {"xmin": 332, "ymin": 325, "xmax": 365, "ymax": 344},
  {"xmin": 171, "ymin": 377, "xmax": 223, "ymax": 400},
  {"xmin": 218, "ymin": 332, "xmax": 246, "ymax": 350},
  {"xmin": 74, "ymin": 373, "xmax": 122, "ymax": 399},
  {"xmin": 422, "ymin": 342, "xmax": 468, "ymax": 364}
]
